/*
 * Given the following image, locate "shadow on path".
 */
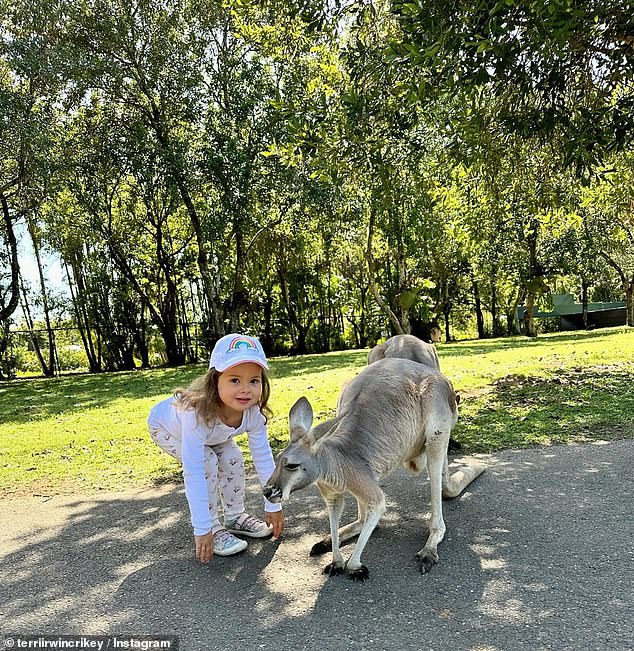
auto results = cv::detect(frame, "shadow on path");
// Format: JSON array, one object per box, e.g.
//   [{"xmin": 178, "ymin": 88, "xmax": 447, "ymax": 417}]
[{"xmin": 1, "ymin": 440, "xmax": 632, "ymax": 650}]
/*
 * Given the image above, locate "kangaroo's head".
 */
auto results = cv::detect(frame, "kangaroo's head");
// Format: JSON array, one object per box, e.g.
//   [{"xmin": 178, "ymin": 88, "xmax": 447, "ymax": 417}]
[{"xmin": 263, "ymin": 397, "xmax": 319, "ymax": 503}]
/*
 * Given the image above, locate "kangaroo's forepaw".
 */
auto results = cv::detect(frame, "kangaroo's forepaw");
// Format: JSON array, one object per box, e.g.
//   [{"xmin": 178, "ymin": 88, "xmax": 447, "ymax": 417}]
[
  {"xmin": 346, "ymin": 565, "xmax": 369, "ymax": 582},
  {"xmin": 416, "ymin": 549, "xmax": 439, "ymax": 574},
  {"xmin": 322, "ymin": 562, "xmax": 345, "ymax": 576},
  {"xmin": 310, "ymin": 539, "xmax": 332, "ymax": 556}
]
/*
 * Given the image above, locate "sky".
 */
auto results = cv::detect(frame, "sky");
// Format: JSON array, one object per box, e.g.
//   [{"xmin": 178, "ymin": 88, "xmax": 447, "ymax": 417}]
[{"xmin": 14, "ymin": 222, "xmax": 69, "ymax": 323}]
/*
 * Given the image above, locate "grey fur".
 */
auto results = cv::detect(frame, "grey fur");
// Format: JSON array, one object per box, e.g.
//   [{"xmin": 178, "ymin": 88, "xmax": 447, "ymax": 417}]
[
  {"xmin": 368, "ymin": 334, "xmax": 440, "ymax": 370},
  {"xmin": 368, "ymin": 334, "xmax": 462, "ymax": 449},
  {"xmin": 263, "ymin": 357, "xmax": 485, "ymax": 580}
]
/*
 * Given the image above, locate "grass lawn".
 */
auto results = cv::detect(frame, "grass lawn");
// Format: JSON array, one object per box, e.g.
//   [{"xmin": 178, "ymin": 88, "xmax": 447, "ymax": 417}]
[{"xmin": 1, "ymin": 327, "xmax": 633, "ymax": 497}]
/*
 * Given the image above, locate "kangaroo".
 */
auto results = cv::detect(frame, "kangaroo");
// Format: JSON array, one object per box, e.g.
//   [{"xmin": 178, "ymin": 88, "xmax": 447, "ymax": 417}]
[
  {"xmin": 263, "ymin": 357, "xmax": 485, "ymax": 581},
  {"xmin": 368, "ymin": 333, "xmax": 440, "ymax": 370},
  {"xmin": 368, "ymin": 333, "xmax": 462, "ymax": 452}
]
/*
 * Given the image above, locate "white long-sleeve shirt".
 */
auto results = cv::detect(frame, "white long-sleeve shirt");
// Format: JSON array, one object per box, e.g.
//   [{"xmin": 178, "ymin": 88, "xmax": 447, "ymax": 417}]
[{"xmin": 148, "ymin": 397, "xmax": 281, "ymax": 535}]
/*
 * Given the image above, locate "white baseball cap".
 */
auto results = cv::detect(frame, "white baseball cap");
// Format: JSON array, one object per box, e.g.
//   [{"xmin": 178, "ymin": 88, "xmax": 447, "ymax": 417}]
[{"xmin": 209, "ymin": 333, "xmax": 269, "ymax": 372}]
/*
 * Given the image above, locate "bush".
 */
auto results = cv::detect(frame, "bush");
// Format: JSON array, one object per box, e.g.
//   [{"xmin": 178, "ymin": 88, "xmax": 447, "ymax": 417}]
[
  {"xmin": 13, "ymin": 346, "xmax": 41, "ymax": 374},
  {"xmin": 57, "ymin": 346, "xmax": 89, "ymax": 371},
  {"xmin": 11, "ymin": 344, "xmax": 89, "ymax": 375}
]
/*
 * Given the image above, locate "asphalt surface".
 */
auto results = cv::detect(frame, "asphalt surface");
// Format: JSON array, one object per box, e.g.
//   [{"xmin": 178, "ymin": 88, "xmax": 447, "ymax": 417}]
[{"xmin": 1, "ymin": 440, "xmax": 632, "ymax": 651}]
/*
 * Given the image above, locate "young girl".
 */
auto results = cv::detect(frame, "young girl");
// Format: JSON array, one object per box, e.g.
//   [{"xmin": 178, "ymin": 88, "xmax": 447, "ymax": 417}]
[{"xmin": 147, "ymin": 333, "xmax": 284, "ymax": 563}]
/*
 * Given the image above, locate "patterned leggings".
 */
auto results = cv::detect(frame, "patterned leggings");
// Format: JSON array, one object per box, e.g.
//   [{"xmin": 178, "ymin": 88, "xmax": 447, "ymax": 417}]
[{"xmin": 149, "ymin": 425, "xmax": 246, "ymax": 533}]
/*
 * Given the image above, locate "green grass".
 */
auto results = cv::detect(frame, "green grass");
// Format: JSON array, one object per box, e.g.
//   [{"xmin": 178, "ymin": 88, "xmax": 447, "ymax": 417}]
[{"xmin": 1, "ymin": 327, "xmax": 633, "ymax": 497}]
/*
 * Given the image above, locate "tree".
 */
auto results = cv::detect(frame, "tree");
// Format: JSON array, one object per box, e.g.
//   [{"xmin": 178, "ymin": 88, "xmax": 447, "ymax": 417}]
[
  {"xmin": 0, "ymin": 0, "xmax": 63, "ymax": 378},
  {"xmin": 20, "ymin": 212, "xmax": 57, "ymax": 376},
  {"xmin": 390, "ymin": 0, "xmax": 634, "ymax": 174},
  {"xmin": 63, "ymin": 0, "xmax": 227, "ymax": 336},
  {"xmin": 0, "ymin": 195, "xmax": 19, "ymax": 322},
  {"xmin": 583, "ymin": 152, "xmax": 634, "ymax": 326}
]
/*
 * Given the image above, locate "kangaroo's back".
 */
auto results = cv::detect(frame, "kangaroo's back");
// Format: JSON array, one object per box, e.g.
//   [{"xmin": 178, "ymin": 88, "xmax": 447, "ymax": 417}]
[{"xmin": 329, "ymin": 357, "xmax": 457, "ymax": 476}]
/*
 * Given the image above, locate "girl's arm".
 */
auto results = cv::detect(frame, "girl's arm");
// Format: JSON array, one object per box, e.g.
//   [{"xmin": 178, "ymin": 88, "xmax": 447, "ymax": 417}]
[
  {"xmin": 246, "ymin": 409, "xmax": 283, "ymax": 517},
  {"xmin": 180, "ymin": 410, "xmax": 214, "ymax": 537}
]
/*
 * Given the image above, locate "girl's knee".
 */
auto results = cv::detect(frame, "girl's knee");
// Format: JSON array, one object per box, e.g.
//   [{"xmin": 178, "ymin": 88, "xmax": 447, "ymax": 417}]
[{"xmin": 149, "ymin": 425, "xmax": 182, "ymax": 460}]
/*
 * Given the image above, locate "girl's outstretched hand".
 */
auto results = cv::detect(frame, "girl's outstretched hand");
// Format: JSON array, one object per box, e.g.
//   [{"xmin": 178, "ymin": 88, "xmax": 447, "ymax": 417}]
[
  {"xmin": 195, "ymin": 531, "xmax": 214, "ymax": 563},
  {"xmin": 266, "ymin": 510, "xmax": 284, "ymax": 538}
]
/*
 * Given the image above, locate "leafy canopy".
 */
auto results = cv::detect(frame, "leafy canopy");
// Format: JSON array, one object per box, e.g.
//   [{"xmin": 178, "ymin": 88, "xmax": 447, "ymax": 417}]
[{"xmin": 389, "ymin": 0, "xmax": 634, "ymax": 173}]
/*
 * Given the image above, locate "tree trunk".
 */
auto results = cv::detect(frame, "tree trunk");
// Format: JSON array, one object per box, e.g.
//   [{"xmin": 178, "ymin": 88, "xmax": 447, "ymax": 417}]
[
  {"xmin": 107, "ymin": 236, "xmax": 186, "ymax": 366},
  {"xmin": 490, "ymin": 270, "xmax": 504, "ymax": 337},
  {"xmin": 581, "ymin": 276, "xmax": 589, "ymax": 329},
  {"xmin": 153, "ymin": 216, "xmax": 187, "ymax": 365},
  {"xmin": 296, "ymin": 326, "xmax": 309, "ymax": 355},
  {"xmin": 179, "ymin": 181, "xmax": 224, "ymax": 336},
  {"xmin": 19, "ymin": 275, "xmax": 52, "ymax": 376},
  {"xmin": 490, "ymin": 279, "xmax": 499, "ymax": 336},
  {"xmin": 277, "ymin": 264, "xmax": 298, "ymax": 351},
  {"xmin": 64, "ymin": 258, "xmax": 101, "ymax": 373},
  {"xmin": 599, "ymin": 252, "xmax": 633, "ymax": 327},
  {"xmin": 261, "ymin": 287, "xmax": 275, "ymax": 354},
  {"xmin": 443, "ymin": 309, "xmax": 451, "ymax": 342},
  {"xmin": 228, "ymin": 226, "xmax": 246, "ymax": 333},
  {"xmin": 146, "ymin": 100, "xmax": 225, "ymax": 339},
  {"xmin": 525, "ymin": 291, "xmax": 538, "ymax": 337},
  {"xmin": 524, "ymin": 223, "xmax": 540, "ymax": 338},
  {"xmin": 626, "ymin": 276, "xmax": 634, "ymax": 327},
  {"xmin": 473, "ymin": 280, "xmax": 485, "ymax": 338},
  {"xmin": 27, "ymin": 216, "xmax": 56, "ymax": 373},
  {"xmin": 0, "ymin": 322, "xmax": 14, "ymax": 379},
  {"xmin": 0, "ymin": 194, "xmax": 20, "ymax": 321},
  {"xmin": 441, "ymin": 277, "xmax": 452, "ymax": 342},
  {"xmin": 366, "ymin": 209, "xmax": 408, "ymax": 335},
  {"xmin": 508, "ymin": 285, "xmax": 526, "ymax": 335},
  {"xmin": 135, "ymin": 304, "xmax": 150, "ymax": 368},
  {"xmin": 357, "ymin": 285, "xmax": 370, "ymax": 348}
]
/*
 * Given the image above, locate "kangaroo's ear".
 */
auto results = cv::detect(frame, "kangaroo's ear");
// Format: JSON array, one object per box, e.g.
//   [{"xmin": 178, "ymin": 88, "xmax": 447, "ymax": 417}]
[{"xmin": 289, "ymin": 397, "xmax": 314, "ymax": 441}]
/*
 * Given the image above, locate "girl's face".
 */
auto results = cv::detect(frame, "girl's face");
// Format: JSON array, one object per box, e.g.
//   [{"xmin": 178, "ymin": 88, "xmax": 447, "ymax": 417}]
[{"xmin": 217, "ymin": 362, "xmax": 263, "ymax": 424}]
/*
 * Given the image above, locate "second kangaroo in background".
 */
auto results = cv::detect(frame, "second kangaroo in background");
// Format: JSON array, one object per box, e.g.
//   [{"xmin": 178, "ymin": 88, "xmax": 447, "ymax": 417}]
[
  {"xmin": 368, "ymin": 333, "xmax": 462, "ymax": 451},
  {"xmin": 368, "ymin": 333, "xmax": 440, "ymax": 370}
]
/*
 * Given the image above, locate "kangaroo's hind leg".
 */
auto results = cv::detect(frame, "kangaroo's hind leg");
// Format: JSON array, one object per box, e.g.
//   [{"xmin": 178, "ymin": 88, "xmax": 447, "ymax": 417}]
[{"xmin": 416, "ymin": 437, "xmax": 449, "ymax": 573}]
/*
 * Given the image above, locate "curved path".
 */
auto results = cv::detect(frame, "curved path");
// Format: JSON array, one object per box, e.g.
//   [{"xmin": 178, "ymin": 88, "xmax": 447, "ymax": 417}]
[{"xmin": 1, "ymin": 440, "xmax": 632, "ymax": 650}]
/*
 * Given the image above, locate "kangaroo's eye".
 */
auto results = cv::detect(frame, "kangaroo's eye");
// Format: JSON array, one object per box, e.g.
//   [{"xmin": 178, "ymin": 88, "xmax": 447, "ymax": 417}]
[{"xmin": 285, "ymin": 463, "xmax": 300, "ymax": 470}]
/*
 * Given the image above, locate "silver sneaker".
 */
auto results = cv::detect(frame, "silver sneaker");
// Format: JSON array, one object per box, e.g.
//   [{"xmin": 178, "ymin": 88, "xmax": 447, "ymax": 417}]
[
  {"xmin": 213, "ymin": 528, "xmax": 248, "ymax": 556},
  {"xmin": 225, "ymin": 513, "xmax": 273, "ymax": 539}
]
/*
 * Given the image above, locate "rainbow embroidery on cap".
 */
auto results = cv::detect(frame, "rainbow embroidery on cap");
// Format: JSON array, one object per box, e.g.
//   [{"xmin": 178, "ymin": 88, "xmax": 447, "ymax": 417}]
[{"xmin": 227, "ymin": 336, "xmax": 257, "ymax": 352}]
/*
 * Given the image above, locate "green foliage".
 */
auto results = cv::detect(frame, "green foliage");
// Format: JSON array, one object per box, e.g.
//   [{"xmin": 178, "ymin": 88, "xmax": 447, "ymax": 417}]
[
  {"xmin": 458, "ymin": 364, "xmax": 634, "ymax": 450},
  {"xmin": 2, "ymin": 0, "xmax": 634, "ymax": 379},
  {"xmin": 390, "ymin": 0, "xmax": 634, "ymax": 173}
]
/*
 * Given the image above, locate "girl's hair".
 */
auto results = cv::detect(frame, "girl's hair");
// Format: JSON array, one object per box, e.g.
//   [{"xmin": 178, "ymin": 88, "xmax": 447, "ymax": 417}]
[{"xmin": 174, "ymin": 367, "xmax": 273, "ymax": 425}]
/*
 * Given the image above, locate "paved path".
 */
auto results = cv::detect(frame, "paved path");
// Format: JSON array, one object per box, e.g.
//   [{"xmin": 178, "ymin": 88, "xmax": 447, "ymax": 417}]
[{"xmin": 1, "ymin": 440, "xmax": 632, "ymax": 651}]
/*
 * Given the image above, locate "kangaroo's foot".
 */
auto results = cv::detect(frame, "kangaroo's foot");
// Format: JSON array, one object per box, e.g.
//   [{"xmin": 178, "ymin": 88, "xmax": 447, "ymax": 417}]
[
  {"xmin": 416, "ymin": 548, "xmax": 439, "ymax": 574},
  {"xmin": 322, "ymin": 562, "xmax": 345, "ymax": 576},
  {"xmin": 310, "ymin": 539, "xmax": 332, "ymax": 556},
  {"xmin": 346, "ymin": 565, "xmax": 370, "ymax": 582},
  {"xmin": 310, "ymin": 531, "xmax": 364, "ymax": 556}
]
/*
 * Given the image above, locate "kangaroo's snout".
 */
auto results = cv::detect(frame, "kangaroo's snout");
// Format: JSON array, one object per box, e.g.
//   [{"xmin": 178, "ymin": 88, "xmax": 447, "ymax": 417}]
[{"xmin": 263, "ymin": 484, "xmax": 282, "ymax": 503}]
